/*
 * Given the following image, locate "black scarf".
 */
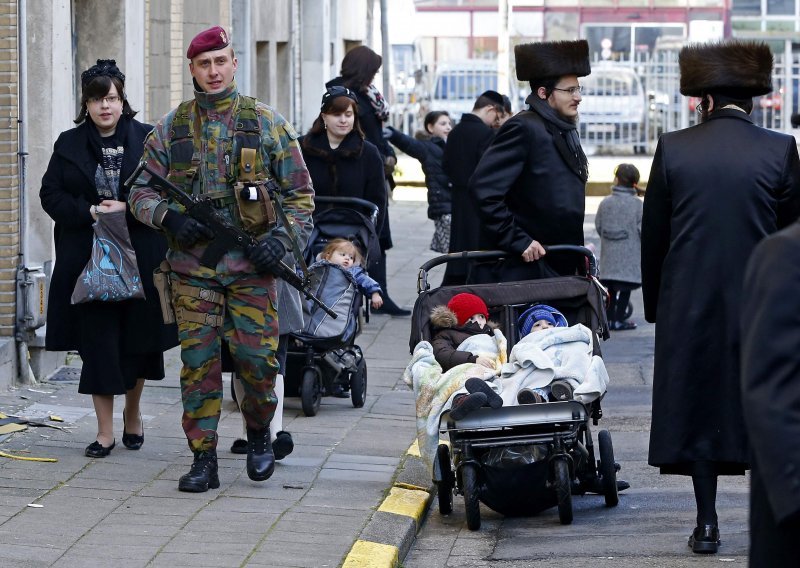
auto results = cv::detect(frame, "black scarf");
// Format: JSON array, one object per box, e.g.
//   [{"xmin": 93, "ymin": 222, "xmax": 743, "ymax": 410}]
[
  {"xmin": 301, "ymin": 131, "xmax": 365, "ymax": 196},
  {"xmin": 527, "ymin": 94, "xmax": 589, "ymax": 182},
  {"xmin": 86, "ymin": 115, "xmax": 131, "ymax": 199}
]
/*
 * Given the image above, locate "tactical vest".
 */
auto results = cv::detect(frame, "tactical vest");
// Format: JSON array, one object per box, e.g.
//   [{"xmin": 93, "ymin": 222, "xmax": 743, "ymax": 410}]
[{"xmin": 166, "ymin": 95, "xmax": 267, "ymax": 218}]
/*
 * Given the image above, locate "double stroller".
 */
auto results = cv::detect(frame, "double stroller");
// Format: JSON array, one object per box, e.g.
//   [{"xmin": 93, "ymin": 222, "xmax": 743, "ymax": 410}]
[
  {"xmin": 284, "ymin": 196, "xmax": 381, "ymax": 416},
  {"xmin": 409, "ymin": 247, "xmax": 621, "ymax": 530}
]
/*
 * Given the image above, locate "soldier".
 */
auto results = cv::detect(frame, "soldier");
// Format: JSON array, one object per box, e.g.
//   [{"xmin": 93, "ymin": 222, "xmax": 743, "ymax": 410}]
[{"xmin": 129, "ymin": 26, "xmax": 314, "ymax": 492}]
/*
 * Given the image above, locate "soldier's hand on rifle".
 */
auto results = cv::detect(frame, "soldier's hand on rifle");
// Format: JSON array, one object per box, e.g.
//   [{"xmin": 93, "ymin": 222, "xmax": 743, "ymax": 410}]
[
  {"xmin": 161, "ymin": 210, "xmax": 215, "ymax": 248},
  {"xmin": 247, "ymin": 236, "xmax": 286, "ymax": 274}
]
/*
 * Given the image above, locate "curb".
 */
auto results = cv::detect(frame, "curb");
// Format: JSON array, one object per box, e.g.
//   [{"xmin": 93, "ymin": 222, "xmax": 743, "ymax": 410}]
[{"xmin": 341, "ymin": 440, "xmax": 434, "ymax": 568}]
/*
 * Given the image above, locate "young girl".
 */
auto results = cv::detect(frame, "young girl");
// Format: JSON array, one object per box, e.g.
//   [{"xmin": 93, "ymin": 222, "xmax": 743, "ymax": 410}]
[{"xmin": 317, "ymin": 238, "xmax": 383, "ymax": 310}]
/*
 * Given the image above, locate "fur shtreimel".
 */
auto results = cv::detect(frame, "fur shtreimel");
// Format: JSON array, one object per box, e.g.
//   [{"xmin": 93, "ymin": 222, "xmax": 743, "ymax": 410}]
[
  {"xmin": 515, "ymin": 40, "xmax": 591, "ymax": 82},
  {"xmin": 679, "ymin": 41, "xmax": 773, "ymax": 97}
]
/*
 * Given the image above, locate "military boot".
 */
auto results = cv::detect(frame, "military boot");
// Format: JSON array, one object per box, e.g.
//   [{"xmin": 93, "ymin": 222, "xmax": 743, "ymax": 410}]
[
  {"xmin": 178, "ymin": 449, "xmax": 220, "ymax": 492},
  {"xmin": 246, "ymin": 427, "xmax": 275, "ymax": 481}
]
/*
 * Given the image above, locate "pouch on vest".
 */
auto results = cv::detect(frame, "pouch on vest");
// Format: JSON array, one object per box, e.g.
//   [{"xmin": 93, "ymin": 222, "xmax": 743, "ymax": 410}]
[
  {"xmin": 152, "ymin": 260, "xmax": 176, "ymax": 325},
  {"xmin": 233, "ymin": 147, "xmax": 277, "ymax": 235}
]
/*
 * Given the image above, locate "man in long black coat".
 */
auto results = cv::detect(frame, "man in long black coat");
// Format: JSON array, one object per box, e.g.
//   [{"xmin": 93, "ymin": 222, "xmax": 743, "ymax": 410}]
[
  {"xmin": 469, "ymin": 41, "xmax": 591, "ymax": 283},
  {"xmin": 641, "ymin": 41, "xmax": 800, "ymax": 554},
  {"xmin": 441, "ymin": 90, "xmax": 505, "ymax": 285},
  {"xmin": 740, "ymin": 222, "xmax": 800, "ymax": 566}
]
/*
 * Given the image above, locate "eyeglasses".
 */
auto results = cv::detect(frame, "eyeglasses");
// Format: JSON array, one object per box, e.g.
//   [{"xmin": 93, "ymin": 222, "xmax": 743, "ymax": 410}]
[
  {"xmin": 552, "ymin": 85, "xmax": 583, "ymax": 96},
  {"xmin": 89, "ymin": 95, "xmax": 121, "ymax": 105}
]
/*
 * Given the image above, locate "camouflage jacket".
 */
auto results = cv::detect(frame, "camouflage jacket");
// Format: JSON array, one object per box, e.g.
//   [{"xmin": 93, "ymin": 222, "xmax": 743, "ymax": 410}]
[{"xmin": 129, "ymin": 81, "xmax": 314, "ymax": 277}]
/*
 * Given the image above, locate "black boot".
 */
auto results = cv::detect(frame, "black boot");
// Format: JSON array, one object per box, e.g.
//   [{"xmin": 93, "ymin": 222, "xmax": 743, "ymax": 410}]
[
  {"xmin": 178, "ymin": 450, "xmax": 220, "ymax": 493},
  {"xmin": 246, "ymin": 427, "xmax": 275, "ymax": 481}
]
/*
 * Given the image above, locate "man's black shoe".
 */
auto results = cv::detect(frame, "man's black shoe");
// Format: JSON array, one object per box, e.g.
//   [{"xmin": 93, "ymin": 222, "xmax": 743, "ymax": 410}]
[
  {"xmin": 246, "ymin": 427, "xmax": 275, "ymax": 481},
  {"xmin": 688, "ymin": 524, "xmax": 720, "ymax": 554},
  {"xmin": 372, "ymin": 297, "xmax": 411, "ymax": 316},
  {"xmin": 273, "ymin": 431, "xmax": 294, "ymax": 460},
  {"xmin": 178, "ymin": 450, "xmax": 220, "ymax": 492}
]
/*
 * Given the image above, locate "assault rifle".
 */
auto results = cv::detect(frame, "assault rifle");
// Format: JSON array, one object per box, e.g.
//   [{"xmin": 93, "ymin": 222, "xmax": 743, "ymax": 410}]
[{"xmin": 125, "ymin": 160, "xmax": 337, "ymax": 318}]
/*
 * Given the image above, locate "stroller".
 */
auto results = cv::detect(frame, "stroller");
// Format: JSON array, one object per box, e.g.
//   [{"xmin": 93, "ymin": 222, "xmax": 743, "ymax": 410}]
[
  {"xmin": 409, "ymin": 246, "xmax": 621, "ymax": 530},
  {"xmin": 285, "ymin": 196, "xmax": 380, "ymax": 417}
]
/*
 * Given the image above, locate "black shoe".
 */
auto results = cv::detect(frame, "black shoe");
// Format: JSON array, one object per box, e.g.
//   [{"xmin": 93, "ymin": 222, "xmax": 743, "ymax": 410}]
[
  {"xmin": 550, "ymin": 379, "xmax": 574, "ymax": 401},
  {"xmin": 273, "ymin": 431, "xmax": 294, "ymax": 461},
  {"xmin": 230, "ymin": 438, "xmax": 247, "ymax": 454},
  {"xmin": 85, "ymin": 439, "xmax": 115, "ymax": 458},
  {"xmin": 372, "ymin": 297, "xmax": 411, "ymax": 316},
  {"xmin": 449, "ymin": 392, "xmax": 487, "ymax": 420},
  {"xmin": 465, "ymin": 377, "xmax": 503, "ymax": 409},
  {"xmin": 610, "ymin": 320, "xmax": 637, "ymax": 331},
  {"xmin": 329, "ymin": 383, "xmax": 351, "ymax": 398},
  {"xmin": 121, "ymin": 410, "xmax": 144, "ymax": 450},
  {"xmin": 517, "ymin": 388, "xmax": 544, "ymax": 405},
  {"xmin": 178, "ymin": 450, "xmax": 219, "ymax": 492},
  {"xmin": 246, "ymin": 427, "xmax": 275, "ymax": 481},
  {"xmin": 688, "ymin": 524, "xmax": 720, "ymax": 554}
]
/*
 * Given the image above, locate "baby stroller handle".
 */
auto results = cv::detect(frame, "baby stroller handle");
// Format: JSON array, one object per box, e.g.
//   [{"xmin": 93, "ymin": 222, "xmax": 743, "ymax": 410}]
[
  {"xmin": 313, "ymin": 196, "xmax": 379, "ymax": 227},
  {"xmin": 417, "ymin": 246, "xmax": 598, "ymax": 292}
]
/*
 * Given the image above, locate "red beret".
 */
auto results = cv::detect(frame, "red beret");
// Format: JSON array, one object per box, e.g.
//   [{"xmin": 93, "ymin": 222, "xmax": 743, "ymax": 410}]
[{"xmin": 186, "ymin": 26, "xmax": 230, "ymax": 60}]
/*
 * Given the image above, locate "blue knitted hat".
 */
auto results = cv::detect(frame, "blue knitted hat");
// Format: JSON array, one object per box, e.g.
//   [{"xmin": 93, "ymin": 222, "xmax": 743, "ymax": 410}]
[{"xmin": 518, "ymin": 304, "xmax": 568, "ymax": 337}]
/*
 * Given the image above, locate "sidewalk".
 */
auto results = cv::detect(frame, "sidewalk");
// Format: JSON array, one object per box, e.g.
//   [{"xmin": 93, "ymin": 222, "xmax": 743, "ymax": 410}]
[{"xmin": 0, "ymin": 198, "xmax": 438, "ymax": 568}]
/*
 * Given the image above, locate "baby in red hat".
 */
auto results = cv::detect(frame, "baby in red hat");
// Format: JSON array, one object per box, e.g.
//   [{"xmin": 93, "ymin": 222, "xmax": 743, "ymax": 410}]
[{"xmin": 430, "ymin": 293, "xmax": 497, "ymax": 372}]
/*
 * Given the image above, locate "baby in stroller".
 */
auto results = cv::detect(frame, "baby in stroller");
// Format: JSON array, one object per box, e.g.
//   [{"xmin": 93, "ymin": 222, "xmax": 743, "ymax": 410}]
[{"xmin": 313, "ymin": 238, "xmax": 383, "ymax": 311}]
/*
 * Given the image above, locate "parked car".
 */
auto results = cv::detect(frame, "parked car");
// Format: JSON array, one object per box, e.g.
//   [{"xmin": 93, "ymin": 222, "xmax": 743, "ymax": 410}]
[
  {"xmin": 579, "ymin": 63, "xmax": 647, "ymax": 153},
  {"xmin": 430, "ymin": 59, "xmax": 519, "ymax": 122}
]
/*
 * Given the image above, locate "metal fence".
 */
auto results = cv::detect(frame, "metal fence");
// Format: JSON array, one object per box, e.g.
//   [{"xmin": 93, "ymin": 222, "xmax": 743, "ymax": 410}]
[{"xmin": 389, "ymin": 51, "xmax": 800, "ymax": 155}]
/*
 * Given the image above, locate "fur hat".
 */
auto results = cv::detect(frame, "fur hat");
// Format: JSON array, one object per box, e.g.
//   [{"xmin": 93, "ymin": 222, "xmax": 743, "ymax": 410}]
[
  {"xmin": 518, "ymin": 304, "xmax": 568, "ymax": 337},
  {"xmin": 434, "ymin": 293, "xmax": 489, "ymax": 327},
  {"xmin": 515, "ymin": 40, "xmax": 591, "ymax": 82},
  {"xmin": 679, "ymin": 41, "xmax": 773, "ymax": 97}
]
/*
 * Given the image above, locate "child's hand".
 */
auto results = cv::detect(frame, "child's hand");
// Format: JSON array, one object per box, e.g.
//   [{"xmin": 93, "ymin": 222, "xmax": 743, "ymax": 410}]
[
  {"xmin": 371, "ymin": 292, "xmax": 383, "ymax": 310},
  {"xmin": 475, "ymin": 356, "xmax": 494, "ymax": 369}
]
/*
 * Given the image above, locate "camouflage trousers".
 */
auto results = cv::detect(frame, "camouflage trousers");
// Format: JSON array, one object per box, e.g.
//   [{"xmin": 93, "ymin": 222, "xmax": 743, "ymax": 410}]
[{"xmin": 173, "ymin": 271, "xmax": 278, "ymax": 453}]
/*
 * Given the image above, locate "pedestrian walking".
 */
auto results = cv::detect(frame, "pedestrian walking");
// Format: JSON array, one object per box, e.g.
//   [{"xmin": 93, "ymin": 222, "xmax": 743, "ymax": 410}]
[
  {"xmin": 594, "ymin": 163, "xmax": 642, "ymax": 331},
  {"xmin": 327, "ymin": 46, "xmax": 409, "ymax": 315},
  {"xmin": 441, "ymin": 90, "xmax": 505, "ymax": 285},
  {"xmin": 40, "ymin": 59, "xmax": 178, "ymax": 458},
  {"xmin": 740, "ymin": 222, "xmax": 800, "ymax": 566},
  {"xmin": 641, "ymin": 40, "xmax": 800, "ymax": 554},
  {"xmin": 128, "ymin": 26, "xmax": 314, "ymax": 492},
  {"xmin": 469, "ymin": 41, "xmax": 591, "ymax": 284},
  {"xmin": 385, "ymin": 111, "xmax": 453, "ymax": 254}
]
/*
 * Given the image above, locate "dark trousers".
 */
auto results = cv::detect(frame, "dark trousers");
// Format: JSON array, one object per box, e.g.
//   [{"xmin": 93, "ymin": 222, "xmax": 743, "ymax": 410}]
[{"xmin": 602, "ymin": 280, "xmax": 639, "ymax": 321}]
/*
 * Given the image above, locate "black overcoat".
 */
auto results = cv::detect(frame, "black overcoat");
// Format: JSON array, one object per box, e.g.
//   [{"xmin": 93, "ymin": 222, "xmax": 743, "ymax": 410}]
[
  {"xmin": 299, "ymin": 130, "xmax": 387, "ymax": 240},
  {"xmin": 641, "ymin": 109, "xmax": 800, "ymax": 473},
  {"xmin": 386, "ymin": 127, "xmax": 451, "ymax": 219},
  {"xmin": 40, "ymin": 118, "xmax": 178, "ymax": 353},
  {"xmin": 740, "ymin": 222, "xmax": 800, "ymax": 564},
  {"xmin": 468, "ymin": 109, "xmax": 586, "ymax": 281}
]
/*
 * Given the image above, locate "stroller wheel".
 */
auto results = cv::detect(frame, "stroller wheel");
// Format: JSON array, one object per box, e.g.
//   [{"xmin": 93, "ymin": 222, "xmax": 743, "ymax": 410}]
[
  {"xmin": 598, "ymin": 430, "xmax": 619, "ymax": 507},
  {"xmin": 436, "ymin": 444, "xmax": 454, "ymax": 515},
  {"xmin": 554, "ymin": 458, "xmax": 573, "ymax": 525},
  {"xmin": 350, "ymin": 358, "xmax": 367, "ymax": 408},
  {"xmin": 300, "ymin": 367, "xmax": 322, "ymax": 417},
  {"xmin": 462, "ymin": 462, "xmax": 481, "ymax": 530}
]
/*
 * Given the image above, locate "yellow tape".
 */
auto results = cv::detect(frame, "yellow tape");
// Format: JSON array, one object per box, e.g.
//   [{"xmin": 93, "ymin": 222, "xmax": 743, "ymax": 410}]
[
  {"xmin": 342, "ymin": 540, "xmax": 398, "ymax": 568},
  {"xmin": 0, "ymin": 450, "xmax": 58, "ymax": 463}
]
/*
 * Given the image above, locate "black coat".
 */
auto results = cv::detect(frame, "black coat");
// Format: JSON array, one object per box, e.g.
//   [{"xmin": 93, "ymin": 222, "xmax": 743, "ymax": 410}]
[
  {"xmin": 468, "ymin": 109, "xmax": 586, "ymax": 281},
  {"xmin": 299, "ymin": 130, "xmax": 387, "ymax": 239},
  {"xmin": 641, "ymin": 109, "xmax": 800, "ymax": 473},
  {"xmin": 40, "ymin": 118, "xmax": 178, "ymax": 353},
  {"xmin": 741, "ymin": 222, "xmax": 800, "ymax": 564},
  {"xmin": 326, "ymin": 77, "xmax": 395, "ymax": 250},
  {"xmin": 386, "ymin": 127, "xmax": 451, "ymax": 219}
]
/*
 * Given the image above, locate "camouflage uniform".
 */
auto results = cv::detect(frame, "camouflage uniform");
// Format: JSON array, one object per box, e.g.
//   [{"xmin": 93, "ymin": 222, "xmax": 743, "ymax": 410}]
[{"xmin": 129, "ymin": 81, "xmax": 313, "ymax": 453}]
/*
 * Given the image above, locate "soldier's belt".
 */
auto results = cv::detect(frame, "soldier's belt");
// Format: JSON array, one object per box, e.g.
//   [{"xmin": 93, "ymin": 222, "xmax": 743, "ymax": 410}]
[
  {"xmin": 172, "ymin": 283, "xmax": 224, "ymax": 305},
  {"xmin": 174, "ymin": 307, "xmax": 224, "ymax": 328}
]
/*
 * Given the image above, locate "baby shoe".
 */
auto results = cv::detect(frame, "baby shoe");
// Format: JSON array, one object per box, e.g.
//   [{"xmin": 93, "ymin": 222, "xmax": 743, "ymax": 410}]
[
  {"xmin": 449, "ymin": 392, "xmax": 488, "ymax": 420},
  {"xmin": 464, "ymin": 377, "xmax": 503, "ymax": 409},
  {"xmin": 517, "ymin": 388, "xmax": 545, "ymax": 404},
  {"xmin": 550, "ymin": 379, "xmax": 574, "ymax": 401}
]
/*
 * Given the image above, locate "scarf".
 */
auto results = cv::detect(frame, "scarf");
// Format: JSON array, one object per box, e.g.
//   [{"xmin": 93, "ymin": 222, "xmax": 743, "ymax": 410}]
[
  {"xmin": 301, "ymin": 131, "xmax": 365, "ymax": 196},
  {"xmin": 527, "ymin": 95, "xmax": 589, "ymax": 182},
  {"xmin": 86, "ymin": 115, "xmax": 130, "ymax": 200},
  {"xmin": 364, "ymin": 83, "xmax": 389, "ymax": 123}
]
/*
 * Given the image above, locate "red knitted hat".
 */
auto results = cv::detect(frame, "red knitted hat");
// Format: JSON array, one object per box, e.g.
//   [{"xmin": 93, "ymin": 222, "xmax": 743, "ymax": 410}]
[
  {"xmin": 447, "ymin": 293, "xmax": 489, "ymax": 326},
  {"xmin": 187, "ymin": 26, "xmax": 230, "ymax": 60}
]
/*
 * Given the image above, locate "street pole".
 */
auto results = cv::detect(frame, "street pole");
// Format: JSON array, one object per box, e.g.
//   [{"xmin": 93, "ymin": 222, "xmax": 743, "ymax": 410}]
[
  {"xmin": 498, "ymin": 0, "xmax": 510, "ymax": 100},
  {"xmin": 380, "ymin": 0, "xmax": 391, "ymax": 104}
]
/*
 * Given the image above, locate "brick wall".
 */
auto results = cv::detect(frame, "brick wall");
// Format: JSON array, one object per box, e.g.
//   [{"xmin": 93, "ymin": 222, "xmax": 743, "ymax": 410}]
[{"xmin": 0, "ymin": 0, "xmax": 18, "ymax": 336}]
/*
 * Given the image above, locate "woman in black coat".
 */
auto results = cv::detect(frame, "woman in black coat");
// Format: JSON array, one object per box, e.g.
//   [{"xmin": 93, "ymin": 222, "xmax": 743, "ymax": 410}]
[
  {"xmin": 300, "ymin": 87, "xmax": 387, "ymax": 267},
  {"xmin": 327, "ymin": 45, "xmax": 409, "ymax": 315},
  {"xmin": 386, "ymin": 111, "xmax": 453, "ymax": 253},
  {"xmin": 40, "ymin": 60, "xmax": 178, "ymax": 458},
  {"xmin": 641, "ymin": 42, "xmax": 800, "ymax": 553}
]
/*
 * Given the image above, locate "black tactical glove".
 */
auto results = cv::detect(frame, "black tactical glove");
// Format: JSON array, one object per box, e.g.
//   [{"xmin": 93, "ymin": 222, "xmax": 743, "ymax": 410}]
[
  {"xmin": 161, "ymin": 210, "xmax": 214, "ymax": 249},
  {"xmin": 248, "ymin": 237, "xmax": 286, "ymax": 274}
]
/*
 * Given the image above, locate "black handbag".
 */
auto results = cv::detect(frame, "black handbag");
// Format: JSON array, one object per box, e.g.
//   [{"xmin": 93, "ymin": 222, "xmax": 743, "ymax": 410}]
[{"xmin": 71, "ymin": 210, "xmax": 145, "ymax": 304}]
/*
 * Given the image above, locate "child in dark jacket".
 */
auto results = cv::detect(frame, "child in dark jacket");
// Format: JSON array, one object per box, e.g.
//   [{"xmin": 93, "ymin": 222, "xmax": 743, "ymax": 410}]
[
  {"xmin": 314, "ymin": 238, "xmax": 383, "ymax": 310},
  {"xmin": 430, "ymin": 292, "xmax": 498, "ymax": 372}
]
